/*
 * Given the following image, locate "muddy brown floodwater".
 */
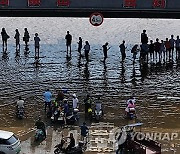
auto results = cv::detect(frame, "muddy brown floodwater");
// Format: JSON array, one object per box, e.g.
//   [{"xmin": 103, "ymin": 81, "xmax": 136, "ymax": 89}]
[{"xmin": 0, "ymin": 41, "xmax": 180, "ymax": 154}]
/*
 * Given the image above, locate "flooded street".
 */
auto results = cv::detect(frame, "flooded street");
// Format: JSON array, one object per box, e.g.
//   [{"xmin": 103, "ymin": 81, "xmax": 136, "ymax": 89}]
[{"xmin": 0, "ymin": 17, "xmax": 180, "ymax": 153}]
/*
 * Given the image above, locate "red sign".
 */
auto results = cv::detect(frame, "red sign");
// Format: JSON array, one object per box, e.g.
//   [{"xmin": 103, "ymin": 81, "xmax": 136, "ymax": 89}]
[
  {"xmin": 57, "ymin": 0, "xmax": 70, "ymax": 6},
  {"xmin": 89, "ymin": 12, "xmax": 104, "ymax": 26},
  {"xmin": 0, "ymin": 0, "xmax": 9, "ymax": 6},
  {"xmin": 123, "ymin": 0, "xmax": 136, "ymax": 8},
  {"xmin": 153, "ymin": 0, "xmax": 166, "ymax": 8},
  {"xmin": 28, "ymin": 0, "xmax": 41, "ymax": 6}
]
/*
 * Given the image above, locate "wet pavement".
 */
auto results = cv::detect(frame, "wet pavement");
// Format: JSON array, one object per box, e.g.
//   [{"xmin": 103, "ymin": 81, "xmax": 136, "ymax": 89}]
[{"xmin": 0, "ymin": 18, "xmax": 180, "ymax": 153}]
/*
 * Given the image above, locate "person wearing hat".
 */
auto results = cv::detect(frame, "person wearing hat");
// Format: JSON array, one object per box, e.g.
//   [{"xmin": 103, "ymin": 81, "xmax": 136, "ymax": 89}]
[{"xmin": 72, "ymin": 93, "xmax": 78, "ymax": 110}]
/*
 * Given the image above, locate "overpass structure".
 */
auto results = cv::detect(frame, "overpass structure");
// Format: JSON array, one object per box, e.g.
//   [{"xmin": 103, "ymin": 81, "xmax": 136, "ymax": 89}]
[{"xmin": 0, "ymin": 0, "xmax": 180, "ymax": 18}]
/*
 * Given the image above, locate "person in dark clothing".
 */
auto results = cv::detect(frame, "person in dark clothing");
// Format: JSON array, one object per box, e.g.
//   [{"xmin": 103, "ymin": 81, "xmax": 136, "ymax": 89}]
[
  {"xmin": 175, "ymin": 35, "xmax": 180, "ymax": 60},
  {"xmin": 78, "ymin": 37, "xmax": 82, "ymax": 56},
  {"xmin": 56, "ymin": 90, "xmax": 64, "ymax": 104},
  {"xmin": 64, "ymin": 100, "xmax": 69, "ymax": 115},
  {"xmin": 65, "ymin": 31, "xmax": 72, "ymax": 56},
  {"xmin": 34, "ymin": 33, "xmax": 41, "ymax": 59},
  {"xmin": 84, "ymin": 41, "xmax": 90, "ymax": 62},
  {"xmin": 140, "ymin": 43, "xmax": 149, "ymax": 62},
  {"xmin": 35, "ymin": 117, "xmax": 46, "ymax": 138},
  {"xmin": 141, "ymin": 29, "xmax": 148, "ymax": 44},
  {"xmin": 80, "ymin": 122, "xmax": 89, "ymax": 141},
  {"xmin": 169, "ymin": 35, "xmax": 175, "ymax": 59},
  {"xmin": 149, "ymin": 40, "xmax": 155, "ymax": 61},
  {"xmin": 131, "ymin": 44, "xmax": 139, "ymax": 62},
  {"xmin": 53, "ymin": 107, "xmax": 61, "ymax": 121},
  {"xmin": 1, "ymin": 28, "xmax": 9, "ymax": 50},
  {"xmin": 165, "ymin": 38, "xmax": 171, "ymax": 61},
  {"xmin": 23, "ymin": 28, "xmax": 30, "ymax": 47},
  {"xmin": 119, "ymin": 40, "xmax": 126, "ymax": 62},
  {"xmin": 63, "ymin": 99, "xmax": 70, "ymax": 125},
  {"xmin": 66, "ymin": 133, "xmax": 75, "ymax": 152},
  {"xmin": 102, "ymin": 42, "xmax": 110, "ymax": 62},
  {"xmin": 154, "ymin": 38, "xmax": 161, "ymax": 61},
  {"xmin": 84, "ymin": 94, "xmax": 92, "ymax": 115},
  {"xmin": 14, "ymin": 29, "xmax": 20, "ymax": 50}
]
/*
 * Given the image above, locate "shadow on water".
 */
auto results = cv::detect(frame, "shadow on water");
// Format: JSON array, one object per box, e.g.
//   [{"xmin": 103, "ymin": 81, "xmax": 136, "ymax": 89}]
[
  {"xmin": 102, "ymin": 62, "xmax": 108, "ymax": 88},
  {"xmin": 131, "ymin": 63, "xmax": 137, "ymax": 86},
  {"xmin": 84, "ymin": 62, "xmax": 90, "ymax": 81},
  {"xmin": 2, "ymin": 51, "xmax": 9, "ymax": 61},
  {"xmin": 120, "ymin": 62, "xmax": 125, "ymax": 83},
  {"xmin": 140, "ymin": 62, "xmax": 149, "ymax": 82}
]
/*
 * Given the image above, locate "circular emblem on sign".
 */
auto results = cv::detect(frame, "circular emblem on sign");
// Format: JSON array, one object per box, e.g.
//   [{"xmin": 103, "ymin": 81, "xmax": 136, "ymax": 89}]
[{"xmin": 89, "ymin": 12, "xmax": 104, "ymax": 26}]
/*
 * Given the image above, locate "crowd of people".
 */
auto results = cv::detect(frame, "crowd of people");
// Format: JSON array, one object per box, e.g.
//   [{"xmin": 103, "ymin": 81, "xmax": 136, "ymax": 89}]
[
  {"xmin": 42, "ymin": 88, "xmax": 103, "ymax": 120},
  {"xmin": 138, "ymin": 30, "xmax": 180, "ymax": 63},
  {"xmin": 16, "ymin": 89, "xmax": 90, "ymax": 152},
  {"xmin": 66, "ymin": 30, "xmax": 180, "ymax": 64},
  {"xmin": 42, "ymin": 89, "xmax": 94, "ymax": 151},
  {"xmin": 2, "ymin": 28, "xmax": 180, "ymax": 66}
]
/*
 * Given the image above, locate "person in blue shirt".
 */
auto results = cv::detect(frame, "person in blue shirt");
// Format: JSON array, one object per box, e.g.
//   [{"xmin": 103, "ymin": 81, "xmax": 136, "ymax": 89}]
[{"xmin": 43, "ymin": 89, "xmax": 52, "ymax": 112}]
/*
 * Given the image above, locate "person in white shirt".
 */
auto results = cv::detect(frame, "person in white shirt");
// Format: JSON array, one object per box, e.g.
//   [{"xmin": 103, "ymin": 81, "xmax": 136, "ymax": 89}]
[
  {"xmin": 72, "ymin": 93, "xmax": 78, "ymax": 109},
  {"xmin": 17, "ymin": 96, "xmax": 24, "ymax": 108}
]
